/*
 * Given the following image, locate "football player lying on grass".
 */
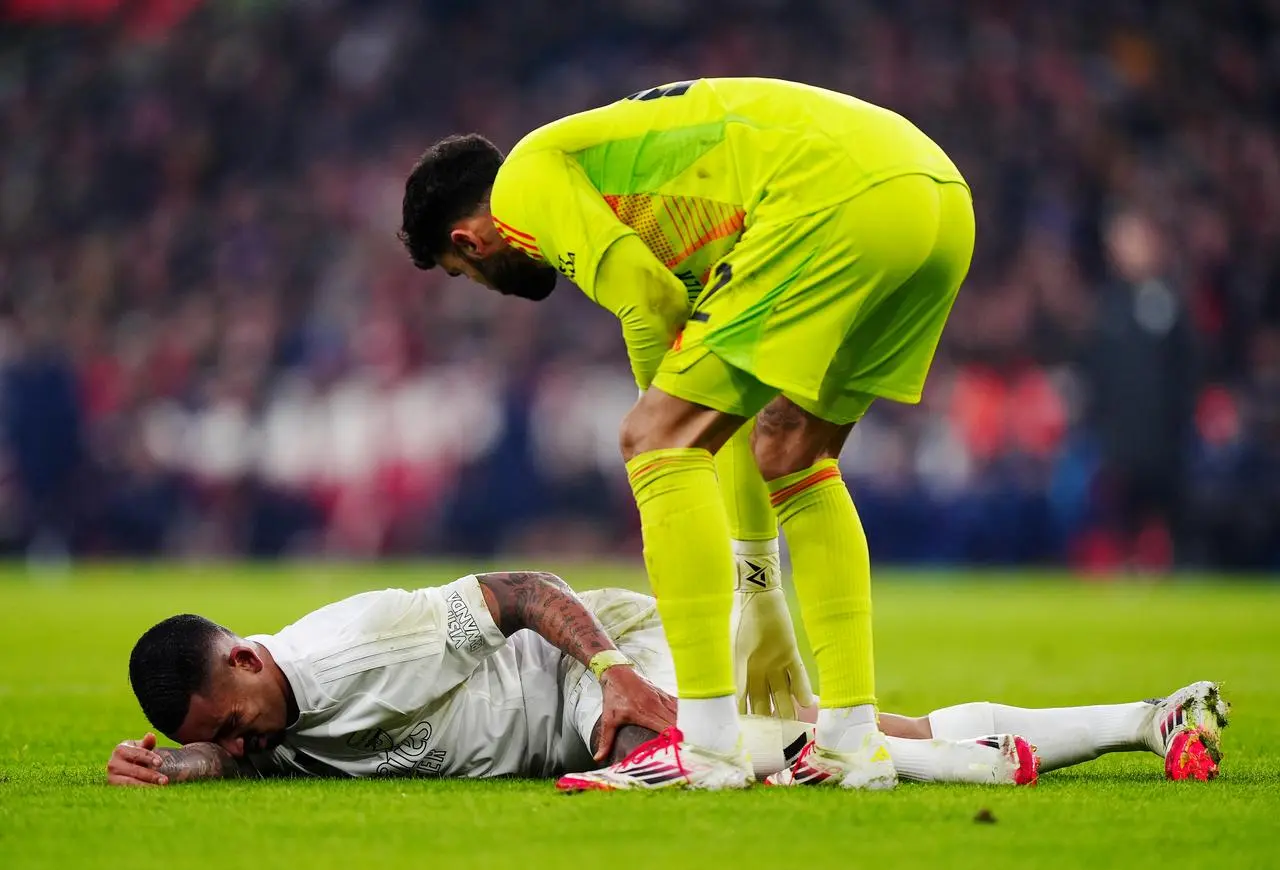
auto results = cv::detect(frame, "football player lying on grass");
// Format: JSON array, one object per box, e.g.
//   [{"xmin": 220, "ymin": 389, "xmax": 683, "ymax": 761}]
[{"xmin": 106, "ymin": 572, "xmax": 1229, "ymax": 789}]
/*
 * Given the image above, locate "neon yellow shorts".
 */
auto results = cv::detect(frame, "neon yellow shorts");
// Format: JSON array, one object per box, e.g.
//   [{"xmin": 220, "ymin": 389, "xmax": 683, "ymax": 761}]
[{"xmin": 650, "ymin": 174, "xmax": 975, "ymax": 425}]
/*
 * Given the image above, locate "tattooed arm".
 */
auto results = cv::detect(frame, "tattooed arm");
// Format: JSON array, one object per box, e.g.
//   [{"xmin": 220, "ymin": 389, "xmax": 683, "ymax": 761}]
[
  {"xmin": 475, "ymin": 572, "xmax": 676, "ymax": 760},
  {"xmin": 106, "ymin": 733, "xmax": 261, "ymax": 786},
  {"xmin": 154, "ymin": 743, "xmax": 250, "ymax": 783},
  {"xmin": 476, "ymin": 571, "xmax": 618, "ymax": 666}
]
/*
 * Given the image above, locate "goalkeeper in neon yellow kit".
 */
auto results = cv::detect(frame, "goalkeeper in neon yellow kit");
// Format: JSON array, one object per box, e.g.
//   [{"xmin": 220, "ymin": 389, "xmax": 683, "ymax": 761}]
[{"xmin": 399, "ymin": 78, "xmax": 975, "ymax": 790}]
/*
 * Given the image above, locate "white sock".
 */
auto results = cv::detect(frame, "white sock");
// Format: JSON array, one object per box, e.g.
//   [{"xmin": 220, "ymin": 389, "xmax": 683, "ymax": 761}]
[
  {"xmin": 817, "ymin": 704, "xmax": 878, "ymax": 751},
  {"xmin": 731, "ymin": 538, "xmax": 781, "ymax": 590},
  {"xmin": 885, "ymin": 737, "xmax": 944, "ymax": 781},
  {"xmin": 929, "ymin": 701, "xmax": 1153, "ymax": 772},
  {"xmin": 887, "ymin": 737, "xmax": 986, "ymax": 782},
  {"xmin": 739, "ymin": 715, "xmax": 814, "ymax": 780},
  {"xmin": 678, "ymin": 695, "xmax": 740, "ymax": 753}
]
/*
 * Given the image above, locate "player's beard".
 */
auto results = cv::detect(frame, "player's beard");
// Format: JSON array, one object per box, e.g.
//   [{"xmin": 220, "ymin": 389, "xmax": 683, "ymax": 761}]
[{"xmin": 478, "ymin": 248, "xmax": 559, "ymax": 301}]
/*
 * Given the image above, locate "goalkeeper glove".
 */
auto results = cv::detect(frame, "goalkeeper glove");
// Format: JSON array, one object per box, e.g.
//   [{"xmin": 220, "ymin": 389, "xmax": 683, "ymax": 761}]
[{"xmin": 731, "ymin": 541, "xmax": 815, "ymax": 720}]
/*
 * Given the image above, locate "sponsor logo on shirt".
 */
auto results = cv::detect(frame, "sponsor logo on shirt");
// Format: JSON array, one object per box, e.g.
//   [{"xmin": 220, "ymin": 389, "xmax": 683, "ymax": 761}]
[
  {"xmin": 347, "ymin": 728, "xmax": 394, "ymax": 753},
  {"xmin": 445, "ymin": 590, "xmax": 488, "ymax": 653},
  {"xmin": 373, "ymin": 721, "xmax": 448, "ymax": 777}
]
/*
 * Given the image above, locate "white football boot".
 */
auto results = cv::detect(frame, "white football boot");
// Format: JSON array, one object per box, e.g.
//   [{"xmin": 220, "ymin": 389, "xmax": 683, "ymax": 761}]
[
  {"xmin": 765, "ymin": 729, "xmax": 899, "ymax": 789},
  {"xmin": 1143, "ymin": 681, "xmax": 1230, "ymax": 781},
  {"xmin": 556, "ymin": 727, "xmax": 754, "ymax": 792}
]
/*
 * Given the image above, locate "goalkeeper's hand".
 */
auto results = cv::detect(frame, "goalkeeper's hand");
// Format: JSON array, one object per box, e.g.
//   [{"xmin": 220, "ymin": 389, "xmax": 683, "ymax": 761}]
[{"xmin": 732, "ymin": 576, "xmax": 815, "ymax": 720}]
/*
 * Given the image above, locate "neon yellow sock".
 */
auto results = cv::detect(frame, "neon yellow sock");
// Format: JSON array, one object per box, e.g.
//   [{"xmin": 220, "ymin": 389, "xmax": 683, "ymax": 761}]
[
  {"xmin": 768, "ymin": 459, "xmax": 875, "ymax": 709},
  {"xmin": 627, "ymin": 448, "xmax": 736, "ymax": 700},
  {"xmin": 715, "ymin": 422, "xmax": 776, "ymax": 542}
]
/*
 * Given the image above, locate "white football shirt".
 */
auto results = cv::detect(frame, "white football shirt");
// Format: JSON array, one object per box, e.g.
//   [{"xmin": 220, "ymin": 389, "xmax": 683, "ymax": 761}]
[{"xmin": 247, "ymin": 575, "xmax": 591, "ymax": 778}]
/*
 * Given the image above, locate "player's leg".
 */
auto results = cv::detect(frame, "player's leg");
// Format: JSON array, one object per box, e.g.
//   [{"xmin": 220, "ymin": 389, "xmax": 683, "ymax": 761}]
[
  {"xmin": 620, "ymin": 389, "xmax": 750, "ymax": 756},
  {"xmin": 741, "ymin": 715, "xmax": 1036, "ymax": 786},
  {"xmin": 562, "ymin": 382, "xmax": 805, "ymax": 790},
  {"xmin": 717, "ymin": 422, "xmax": 816, "ymax": 718},
  {"xmin": 717, "ymin": 422, "xmax": 783, "ymax": 624},
  {"xmin": 716, "ymin": 421, "xmax": 778, "ymax": 569},
  {"xmin": 717, "ymin": 423, "xmax": 782, "ymax": 634},
  {"xmin": 562, "ymin": 589, "xmax": 1036, "ymax": 788},
  {"xmin": 928, "ymin": 701, "xmax": 1148, "ymax": 771},
  {"xmin": 747, "ymin": 398, "xmax": 899, "ymax": 787},
  {"xmin": 757, "ymin": 177, "xmax": 975, "ymax": 788},
  {"xmin": 583, "ymin": 177, "xmax": 969, "ymax": 789},
  {"xmin": 878, "ymin": 713, "xmax": 931, "ymax": 739},
  {"xmin": 925, "ymin": 681, "xmax": 1230, "ymax": 780}
]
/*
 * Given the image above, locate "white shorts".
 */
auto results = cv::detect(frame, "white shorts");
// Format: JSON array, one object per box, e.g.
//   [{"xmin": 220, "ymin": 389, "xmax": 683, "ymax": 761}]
[{"xmin": 558, "ymin": 589, "xmax": 676, "ymax": 766}]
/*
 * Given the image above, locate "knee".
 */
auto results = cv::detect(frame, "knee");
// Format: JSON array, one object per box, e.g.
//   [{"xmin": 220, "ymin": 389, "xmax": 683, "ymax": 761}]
[
  {"xmin": 620, "ymin": 389, "xmax": 742, "ymax": 461},
  {"xmin": 618, "ymin": 406, "xmax": 649, "ymax": 462},
  {"xmin": 750, "ymin": 399, "xmax": 822, "ymax": 481},
  {"xmin": 751, "ymin": 427, "xmax": 812, "ymax": 482},
  {"xmin": 619, "ymin": 401, "xmax": 677, "ymax": 462},
  {"xmin": 750, "ymin": 434, "xmax": 791, "ymax": 482}
]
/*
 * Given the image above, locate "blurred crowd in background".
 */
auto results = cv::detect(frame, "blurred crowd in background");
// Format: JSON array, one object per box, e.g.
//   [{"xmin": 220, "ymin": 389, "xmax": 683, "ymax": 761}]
[{"xmin": 1, "ymin": 0, "xmax": 1278, "ymax": 569}]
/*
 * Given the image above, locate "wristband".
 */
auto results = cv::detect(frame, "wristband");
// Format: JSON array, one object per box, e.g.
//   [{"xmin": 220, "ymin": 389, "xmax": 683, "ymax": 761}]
[
  {"xmin": 734, "ymin": 556, "xmax": 781, "ymax": 592},
  {"xmin": 589, "ymin": 650, "xmax": 634, "ymax": 680},
  {"xmin": 731, "ymin": 541, "xmax": 781, "ymax": 592}
]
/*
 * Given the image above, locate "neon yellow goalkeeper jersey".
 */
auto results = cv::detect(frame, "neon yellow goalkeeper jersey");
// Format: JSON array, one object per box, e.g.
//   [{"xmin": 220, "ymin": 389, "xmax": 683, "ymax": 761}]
[{"xmin": 489, "ymin": 77, "xmax": 966, "ymax": 304}]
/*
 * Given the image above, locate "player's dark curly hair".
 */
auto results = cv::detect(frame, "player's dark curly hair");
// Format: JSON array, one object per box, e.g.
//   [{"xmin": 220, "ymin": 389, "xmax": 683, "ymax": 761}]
[
  {"xmin": 128, "ymin": 614, "xmax": 232, "ymax": 740},
  {"xmin": 399, "ymin": 134, "xmax": 505, "ymax": 270}
]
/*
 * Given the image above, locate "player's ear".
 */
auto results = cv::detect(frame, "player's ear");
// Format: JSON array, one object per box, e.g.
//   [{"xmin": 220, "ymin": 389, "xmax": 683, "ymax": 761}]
[
  {"xmin": 451, "ymin": 213, "xmax": 502, "ymax": 258},
  {"xmin": 449, "ymin": 227, "xmax": 482, "ymax": 257},
  {"xmin": 228, "ymin": 644, "xmax": 264, "ymax": 674}
]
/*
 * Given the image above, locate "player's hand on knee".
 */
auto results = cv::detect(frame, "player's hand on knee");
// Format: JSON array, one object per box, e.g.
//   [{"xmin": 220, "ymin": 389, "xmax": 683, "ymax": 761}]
[
  {"xmin": 106, "ymin": 732, "xmax": 168, "ymax": 787},
  {"xmin": 733, "ymin": 585, "xmax": 816, "ymax": 721},
  {"xmin": 595, "ymin": 666, "xmax": 677, "ymax": 761}
]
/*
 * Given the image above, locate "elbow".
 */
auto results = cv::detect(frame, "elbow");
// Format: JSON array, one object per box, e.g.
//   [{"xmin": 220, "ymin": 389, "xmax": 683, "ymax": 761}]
[
  {"xmin": 479, "ymin": 570, "xmax": 573, "ymax": 636},
  {"xmin": 530, "ymin": 571, "xmax": 570, "ymax": 593}
]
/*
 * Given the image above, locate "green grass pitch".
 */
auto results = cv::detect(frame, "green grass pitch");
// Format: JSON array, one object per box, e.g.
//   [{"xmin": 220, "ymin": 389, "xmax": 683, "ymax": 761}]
[{"xmin": 1, "ymin": 564, "xmax": 1276, "ymax": 869}]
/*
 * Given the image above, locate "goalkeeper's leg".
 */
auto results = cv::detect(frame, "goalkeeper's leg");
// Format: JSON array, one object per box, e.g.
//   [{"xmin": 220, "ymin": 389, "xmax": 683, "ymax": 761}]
[
  {"xmin": 717, "ymin": 422, "xmax": 815, "ymax": 719},
  {"xmin": 750, "ymin": 397, "xmax": 891, "ymax": 789},
  {"xmin": 556, "ymin": 390, "xmax": 760, "ymax": 792},
  {"xmin": 617, "ymin": 389, "xmax": 753, "ymax": 785},
  {"xmin": 716, "ymin": 420, "xmax": 779, "ymax": 586}
]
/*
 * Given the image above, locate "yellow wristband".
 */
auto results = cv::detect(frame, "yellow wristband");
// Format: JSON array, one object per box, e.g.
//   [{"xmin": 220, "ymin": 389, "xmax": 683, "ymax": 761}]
[{"xmin": 588, "ymin": 650, "xmax": 634, "ymax": 680}]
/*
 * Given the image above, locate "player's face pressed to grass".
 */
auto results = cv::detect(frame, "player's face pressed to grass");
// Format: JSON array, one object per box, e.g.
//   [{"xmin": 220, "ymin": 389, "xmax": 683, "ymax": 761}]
[{"xmin": 170, "ymin": 642, "xmax": 293, "ymax": 758}]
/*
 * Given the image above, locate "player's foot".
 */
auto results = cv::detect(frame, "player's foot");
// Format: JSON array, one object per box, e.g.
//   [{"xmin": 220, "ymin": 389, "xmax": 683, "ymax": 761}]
[
  {"xmin": 1144, "ymin": 681, "xmax": 1231, "ymax": 781},
  {"xmin": 927, "ymin": 735, "xmax": 1040, "ymax": 786},
  {"xmin": 764, "ymin": 730, "xmax": 899, "ymax": 789},
  {"xmin": 555, "ymin": 727, "xmax": 753, "ymax": 792}
]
